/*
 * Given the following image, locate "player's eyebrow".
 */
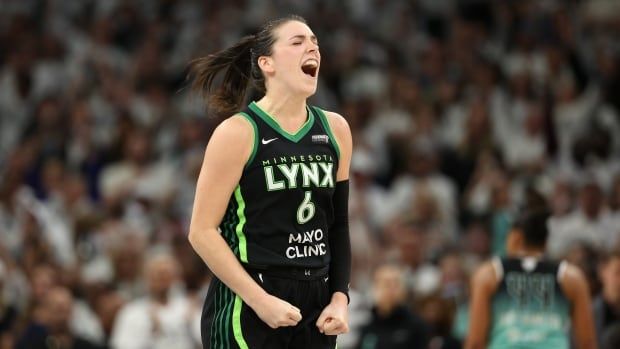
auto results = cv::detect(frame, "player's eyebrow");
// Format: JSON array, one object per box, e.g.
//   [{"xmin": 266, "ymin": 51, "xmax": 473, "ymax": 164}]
[{"xmin": 289, "ymin": 34, "xmax": 318, "ymax": 44}]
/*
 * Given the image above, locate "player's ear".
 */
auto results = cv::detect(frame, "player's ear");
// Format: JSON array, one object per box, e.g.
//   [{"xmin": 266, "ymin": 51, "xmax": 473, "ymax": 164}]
[
  {"xmin": 258, "ymin": 56, "xmax": 275, "ymax": 74},
  {"xmin": 506, "ymin": 228, "xmax": 523, "ymax": 256}
]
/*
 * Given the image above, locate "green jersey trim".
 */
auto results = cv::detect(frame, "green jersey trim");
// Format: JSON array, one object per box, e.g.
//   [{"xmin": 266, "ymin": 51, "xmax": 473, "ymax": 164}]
[
  {"xmin": 232, "ymin": 295, "xmax": 249, "ymax": 349},
  {"xmin": 249, "ymin": 101, "xmax": 314, "ymax": 143},
  {"xmin": 238, "ymin": 112, "xmax": 258, "ymax": 168},
  {"xmin": 233, "ymin": 186, "xmax": 248, "ymax": 263},
  {"xmin": 312, "ymin": 106, "xmax": 341, "ymax": 159}
]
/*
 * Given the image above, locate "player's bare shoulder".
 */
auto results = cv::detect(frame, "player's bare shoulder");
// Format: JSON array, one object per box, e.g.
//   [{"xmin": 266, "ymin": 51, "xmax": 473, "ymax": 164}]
[
  {"xmin": 209, "ymin": 114, "xmax": 254, "ymax": 146},
  {"xmin": 558, "ymin": 261, "xmax": 589, "ymax": 298},
  {"xmin": 205, "ymin": 113, "xmax": 255, "ymax": 166},
  {"xmin": 322, "ymin": 111, "xmax": 351, "ymax": 139},
  {"xmin": 321, "ymin": 110, "xmax": 352, "ymax": 154},
  {"xmin": 472, "ymin": 260, "xmax": 500, "ymax": 292},
  {"xmin": 217, "ymin": 114, "xmax": 254, "ymax": 137}
]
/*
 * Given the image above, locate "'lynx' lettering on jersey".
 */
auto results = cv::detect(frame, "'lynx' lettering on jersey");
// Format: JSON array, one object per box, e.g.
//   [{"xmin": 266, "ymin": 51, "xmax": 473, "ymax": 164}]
[{"xmin": 264, "ymin": 161, "xmax": 334, "ymax": 191}]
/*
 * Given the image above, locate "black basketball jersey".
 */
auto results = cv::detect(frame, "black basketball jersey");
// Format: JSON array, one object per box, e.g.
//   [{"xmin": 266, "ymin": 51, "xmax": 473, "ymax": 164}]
[
  {"xmin": 218, "ymin": 101, "xmax": 340, "ymax": 269},
  {"xmin": 488, "ymin": 256, "xmax": 571, "ymax": 348}
]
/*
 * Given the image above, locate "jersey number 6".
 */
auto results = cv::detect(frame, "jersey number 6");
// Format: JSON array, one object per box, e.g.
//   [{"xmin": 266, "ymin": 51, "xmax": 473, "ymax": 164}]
[{"xmin": 297, "ymin": 191, "xmax": 316, "ymax": 224}]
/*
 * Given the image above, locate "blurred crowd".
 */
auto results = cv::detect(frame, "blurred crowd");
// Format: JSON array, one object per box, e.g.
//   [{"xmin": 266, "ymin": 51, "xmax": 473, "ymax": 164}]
[{"xmin": 1, "ymin": 0, "xmax": 620, "ymax": 348}]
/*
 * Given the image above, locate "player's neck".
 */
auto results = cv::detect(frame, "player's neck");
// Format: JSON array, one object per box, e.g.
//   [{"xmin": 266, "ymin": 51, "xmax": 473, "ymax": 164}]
[
  {"xmin": 512, "ymin": 246, "xmax": 545, "ymax": 258},
  {"xmin": 516, "ymin": 247, "xmax": 545, "ymax": 258},
  {"xmin": 256, "ymin": 92, "xmax": 307, "ymax": 122}
]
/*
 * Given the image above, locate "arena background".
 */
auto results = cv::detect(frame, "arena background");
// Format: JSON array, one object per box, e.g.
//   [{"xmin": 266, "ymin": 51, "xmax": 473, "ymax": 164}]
[{"xmin": 1, "ymin": 0, "xmax": 620, "ymax": 348}]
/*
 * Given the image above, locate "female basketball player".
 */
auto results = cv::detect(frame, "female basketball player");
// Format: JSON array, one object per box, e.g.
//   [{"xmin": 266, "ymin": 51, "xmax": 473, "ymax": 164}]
[
  {"xmin": 187, "ymin": 15, "xmax": 352, "ymax": 349},
  {"xmin": 465, "ymin": 208, "xmax": 597, "ymax": 349}
]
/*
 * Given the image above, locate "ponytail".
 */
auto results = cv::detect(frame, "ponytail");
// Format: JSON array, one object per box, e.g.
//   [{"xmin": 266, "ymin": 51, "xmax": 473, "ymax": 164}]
[
  {"xmin": 190, "ymin": 15, "xmax": 308, "ymax": 116},
  {"xmin": 190, "ymin": 35, "xmax": 255, "ymax": 116}
]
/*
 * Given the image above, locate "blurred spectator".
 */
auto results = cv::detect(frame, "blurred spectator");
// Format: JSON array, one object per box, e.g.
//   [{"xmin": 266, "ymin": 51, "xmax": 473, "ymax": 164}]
[
  {"xmin": 593, "ymin": 250, "xmax": 620, "ymax": 347},
  {"xmin": 610, "ymin": 175, "xmax": 620, "ymax": 213},
  {"xmin": 436, "ymin": 249, "xmax": 470, "ymax": 302},
  {"xmin": 609, "ymin": 174, "xmax": 620, "ymax": 238},
  {"xmin": 16, "ymin": 286, "xmax": 105, "ymax": 349},
  {"xmin": 110, "ymin": 252, "xmax": 194, "ymax": 349},
  {"xmin": 335, "ymin": 288, "xmax": 372, "ymax": 349},
  {"xmin": 93, "ymin": 289, "xmax": 125, "ymax": 346},
  {"xmin": 500, "ymin": 100, "xmax": 548, "ymax": 173},
  {"xmin": 349, "ymin": 147, "xmax": 388, "ymax": 231},
  {"xmin": 461, "ymin": 217, "xmax": 491, "ymax": 264},
  {"xmin": 418, "ymin": 294, "xmax": 462, "ymax": 349},
  {"xmin": 355, "ymin": 263, "xmax": 429, "ymax": 349},
  {"xmin": 443, "ymin": 98, "xmax": 496, "ymax": 194},
  {"xmin": 548, "ymin": 181, "xmax": 618, "ymax": 258},
  {"xmin": 99, "ymin": 128, "xmax": 176, "ymax": 212},
  {"xmin": 463, "ymin": 150, "xmax": 507, "ymax": 216},
  {"xmin": 109, "ymin": 231, "xmax": 147, "ymax": 300},
  {"xmin": 382, "ymin": 220, "xmax": 442, "ymax": 296},
  {"xmin": 387, "ymin": 139, "xmax": 458, "ymax": 248},
  {"xmin": 0, "ymin": 260, "xmax": 17, "ymax": 348},
  {"xmin": 564, "ymin": 242, "xmax": 602, "ymax": 296},
  {"xmin": 348, "ymin": 147, "xmax": 385, "ymax": 290},
  {"xmin": 549, "ymin": 178, "xmax": 575, "ymax": 219},
  {"xmin": 602, "ymin": 323, "xmax": 620, "ymax": 349},
  {"xmin": 488, "ymin": 173, "xmax": 513, "ymax": 257}
]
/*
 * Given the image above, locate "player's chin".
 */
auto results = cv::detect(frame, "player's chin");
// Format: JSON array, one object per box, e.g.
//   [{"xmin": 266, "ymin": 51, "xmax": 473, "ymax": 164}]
[
  {"xmin": 299, "ymin": 81, "xmax": 318, "ymax": 97},
  {"xmin": 298, "ymin": 73, "xmax": 318, "ymax": 92}
]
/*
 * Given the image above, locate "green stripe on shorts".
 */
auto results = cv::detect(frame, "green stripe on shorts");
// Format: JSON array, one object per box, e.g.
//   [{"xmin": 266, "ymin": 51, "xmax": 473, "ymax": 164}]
[{"xmin": 233, "ymin": 295, "xmax": 249, "ymax": 349}]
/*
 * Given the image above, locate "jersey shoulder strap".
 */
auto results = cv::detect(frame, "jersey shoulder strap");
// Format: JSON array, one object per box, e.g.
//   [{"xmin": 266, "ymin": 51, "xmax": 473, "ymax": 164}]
[{"xmin": 237, "ymin": 107, "xmax": 259, "ymax": 168}]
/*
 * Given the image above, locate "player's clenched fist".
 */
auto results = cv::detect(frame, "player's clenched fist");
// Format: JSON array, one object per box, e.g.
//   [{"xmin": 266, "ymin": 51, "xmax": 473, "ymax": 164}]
[
  {"xmin": 316, "ymin": 293, "xmax": 349, "ymax": 335},
  {"xmin": 251, "ymin": 293, "xmax": 303, "ymax": 328}
]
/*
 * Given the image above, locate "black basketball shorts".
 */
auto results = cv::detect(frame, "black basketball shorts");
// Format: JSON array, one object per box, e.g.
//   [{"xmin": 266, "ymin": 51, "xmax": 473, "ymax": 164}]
[{"xmin": 201, "ymin": 266, "xmax": 338, "ymax": 349}]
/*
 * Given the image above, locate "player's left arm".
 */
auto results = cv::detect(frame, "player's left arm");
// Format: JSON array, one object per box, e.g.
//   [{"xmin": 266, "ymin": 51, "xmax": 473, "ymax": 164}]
[
  {"xmin": 560, "ymin": 263, "xmax": 598, "ymax": 349},
  {"xmin": 465, "ymin": 261, "xmax": 498, "ymax": 349},
  {"xmin": 316, "ymin": 110, "xmax": 352, "ymax": 336}
]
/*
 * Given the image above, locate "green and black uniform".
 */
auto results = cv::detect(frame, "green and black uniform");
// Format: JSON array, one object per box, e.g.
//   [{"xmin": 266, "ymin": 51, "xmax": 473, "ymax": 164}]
[
  {"xmin": 201, "ymin": 102, "xmax": 341, "ymax": 349},
  {"xmin": 488, "ymin": 256, "xmax": 571, "ymax": 349}
]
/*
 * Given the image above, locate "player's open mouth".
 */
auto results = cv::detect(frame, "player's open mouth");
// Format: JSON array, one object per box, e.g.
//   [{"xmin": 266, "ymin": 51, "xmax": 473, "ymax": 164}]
[{"xmin": 301, "ymin": 59, "xmax": 319, "ymax": 78}]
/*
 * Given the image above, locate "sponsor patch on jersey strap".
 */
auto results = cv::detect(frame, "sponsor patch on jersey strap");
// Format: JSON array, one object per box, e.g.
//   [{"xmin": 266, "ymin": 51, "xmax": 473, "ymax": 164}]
[{"xmin": 311, "ymin": 134, "xmax": 329, "ymax": 144}]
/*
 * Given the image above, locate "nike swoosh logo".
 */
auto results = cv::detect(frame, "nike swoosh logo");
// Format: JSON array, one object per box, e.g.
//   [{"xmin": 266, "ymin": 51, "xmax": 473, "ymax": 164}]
[{"xmin": 261, "ymin": 137, "xmax": 278, "ymax": 145}]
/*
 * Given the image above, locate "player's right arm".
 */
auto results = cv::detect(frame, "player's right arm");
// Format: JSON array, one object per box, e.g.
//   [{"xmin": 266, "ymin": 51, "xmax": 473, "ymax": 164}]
[
  {"xmin": 560, "ymin": 263, "xmax": 598, "ymax": 349},
  {"xmin": 465, "ymin": 261, "xmax": 498, "ymax": 349},
  {"xmin": 188, "ymin": 114, "xmax": 302, "ymax": 329}
]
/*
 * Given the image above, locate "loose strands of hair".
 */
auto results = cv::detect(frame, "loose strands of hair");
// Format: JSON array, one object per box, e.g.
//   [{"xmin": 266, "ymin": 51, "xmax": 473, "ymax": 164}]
[
  {"xmin": 189, "ymin": 14, "xmax": 307, "ymax": 116},
  {"xmin": 189, "ymin": 35, "xmax": 255, "ymax": 117}
]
